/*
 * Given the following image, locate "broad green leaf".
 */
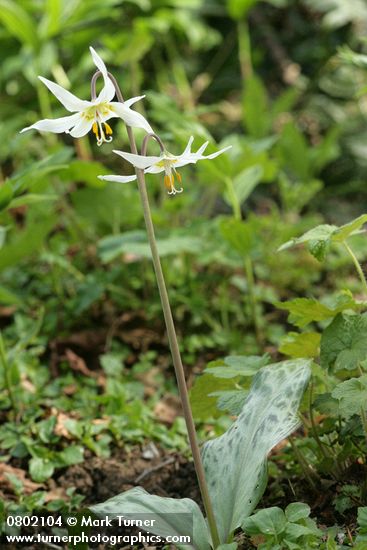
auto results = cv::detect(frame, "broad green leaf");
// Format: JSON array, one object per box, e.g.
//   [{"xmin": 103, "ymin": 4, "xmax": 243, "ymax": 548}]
[
  {"xmin": 61, "ymin": 160, "xmax": 110, "ymax": 189},
  {"xmin": 279, "ymin": 214, "xmax": 367, "ymax": 257},
  {"xmin": 8, "ymin": 194, "xmax": 58, "ymax": 209},
  {"xmin": 220, "ymin": 219, "xmax": 255, "ymax": 257},
  {"xmin": 285, "ymin": 522, "xmax": 322, "ymax": 539},
  {"xmin": 242, "ymin": 76, "xmax": 270, "ymax": 138},
  {"xmin": 277, "ymin": 123, "xmax": 310, "ymax": 180},
  {"xmin": 190, "ymin": 374, "xmax": 235, "ymax": 420},
  {"xmin": 0, "ymin": 215, "xmax": 56, "ymax": 271},
  {"xmin": 357, "ymin": 506, "xmax": 367, "ymax": 542},
  {"xmin": 98, "ymin": 231, "xmax": 202, "ymax": 263},
  {"xmin": 0, "ymin": 286, "xmax": 21, "ymax": 306},
  {"xmin": 29, "ymin": 457, "xmax": 54, "ymax": 483},
  {"xmin": 0, "ymin": 182, "xmax": 14, "ymax": 211},
  {"xmin": 285, "ymin": 502, "xmax": 310, "ymax": 522},
  {"xmin": 320, "ymin": 313, "xmax": 367, "ymax": 371},
  {"xmin": 232, "ymin": 165, "xmax": 263, "ymax": 206},
  {"xmin": 276, "ymin": 293, "xmax": 357, "ymax": 328},
  {"xmin": 242, "ymin": 507, "xmax": 287, "ymax": 535},
  {"xmin": 333, "ymin": 214, "xmax": 367, "ymax": 242},
  {"xmin": 331, "ymin": 376, "xmax": 367, "ymax": 418},
  {"xmin": 278, "ymin": 224, "xmax": 336, "ymax": 253},
  {"xmin": 0, "ymin": 0, "xmax": 39, "ymax": 49},
  {"xmin": 217, "ymin": 544, "xmax": 238, "ymax": 550},
  {"xmin": 202, "ymin": 359, "xmax": 311, "ymax": 542},
  {"xmin": 279, "ymin": 332, "xmax": 320, "ymax": 358},
  {"xmin": 205, "ymin": 354, "xmax": 270, "ymax": 378},
  {"xmin": 90, "ymin": 487, "xmax": 211, "ymax": 550}
]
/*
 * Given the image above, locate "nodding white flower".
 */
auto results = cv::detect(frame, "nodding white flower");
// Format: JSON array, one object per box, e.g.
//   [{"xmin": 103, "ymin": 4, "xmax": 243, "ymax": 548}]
[
  {"xmin": 98, "ymin": 137, "xmax": 232, "ymax": 195},
  {"xmin": 20, "ymin": 47, "xmax": 153, "ymax": 145}
]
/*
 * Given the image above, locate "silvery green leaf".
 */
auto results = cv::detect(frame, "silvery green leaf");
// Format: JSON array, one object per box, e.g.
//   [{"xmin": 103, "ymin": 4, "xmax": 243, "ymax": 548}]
[
  {"xmin": 202, "ymin": 359, "xmax": 311, "ymax": 543},
  {"xmin": 89, "ymin": 487, "xmax": 211, "ymax": 550}
]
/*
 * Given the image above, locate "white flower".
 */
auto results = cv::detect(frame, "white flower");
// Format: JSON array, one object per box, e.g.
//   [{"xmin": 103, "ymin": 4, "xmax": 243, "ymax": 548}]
[
  {"xmin": 98, "ymin": 136, "xmax": 232, "ymax": 194},
  {"xmin": 20, "ymin": 47, "xmax": 153, "ymax": 145}
]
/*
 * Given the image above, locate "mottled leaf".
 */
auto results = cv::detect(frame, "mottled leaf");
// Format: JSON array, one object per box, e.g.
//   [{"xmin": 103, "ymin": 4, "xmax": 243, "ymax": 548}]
[
  {"xmin": 202, "ymin": 359, "xmax": 311, "ymax": 542},
  {"xmin": 90, "ymin": 487, "xmax": 211, "ymax": 550}
]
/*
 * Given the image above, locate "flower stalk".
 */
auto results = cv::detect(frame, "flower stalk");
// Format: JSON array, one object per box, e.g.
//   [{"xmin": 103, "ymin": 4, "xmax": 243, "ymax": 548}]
[{"xmin": 92, "ymin": 70, "xmax": 221, "ymax": 548}]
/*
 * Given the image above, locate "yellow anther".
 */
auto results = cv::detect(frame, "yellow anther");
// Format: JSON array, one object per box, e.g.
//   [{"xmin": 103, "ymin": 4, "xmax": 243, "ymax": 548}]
[
  {"xmin": 92, "ymin": 122, "xmax": 98, "ymax": 136},
  {"xmin": 164, "ymin": 175, "xmax": 172, "ymax": 190},
  {"xmin": 175, "ymin": 171, "xmax": 182, "ymax": 183},
  {"xmin": 104, "ymin": 122, "xmax": 113, "ymax": 135}
]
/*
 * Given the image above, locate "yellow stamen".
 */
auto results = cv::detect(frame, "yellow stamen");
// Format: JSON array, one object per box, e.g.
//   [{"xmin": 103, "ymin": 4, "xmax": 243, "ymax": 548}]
[
  {"xmin": 164, "ymin": 175, "xmax": 172, "ymax": 190},
  {"xmin": 104, "ymin": 122, "xmax": 113, "ymax": 135},
  {"xmin": 175, "ymin": 171, "xmax": 182, "ymax": 183},
  {"xmin": 92, "ymin": 122, "xmax": 98, "ymax": 136}
]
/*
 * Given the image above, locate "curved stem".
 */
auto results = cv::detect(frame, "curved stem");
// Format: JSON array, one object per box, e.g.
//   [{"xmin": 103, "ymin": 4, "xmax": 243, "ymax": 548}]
[
  {"xmin": 93, "ymin": 71, "xmax": 220, "ymax": 547},
  {"xmin": 343, "ymin": 241, "xmax": 367, "ymax": 295}
]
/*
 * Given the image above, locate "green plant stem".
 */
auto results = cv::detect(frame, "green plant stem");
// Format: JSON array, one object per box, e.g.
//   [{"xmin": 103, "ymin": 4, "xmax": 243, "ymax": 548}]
[
  {"xmin": 0, "ymin": 333, "xmax": 16, "ymax": 412},
  {"xmin": 238, "ymin": 19, "xmax": 253, "ymax": 81},
  {"xmin": 343, "ymin": 241, "xmax": 367, "ymax": 295},
  {"xmin": 92, "ymin": 71, "xmax": 221, "ymax": 548},
  {"xmin": 135, "ymin": 141, "xmax": 220, "ymax": 549}
]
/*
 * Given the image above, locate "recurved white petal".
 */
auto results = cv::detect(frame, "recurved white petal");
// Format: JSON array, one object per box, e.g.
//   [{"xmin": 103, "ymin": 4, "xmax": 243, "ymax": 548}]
[
  {"xmin": 98, "ymin": 174, "xmax": 137, "ymax": 183},
  {"xmin": 195, "ymin": 141, "xmax": 209, "ymax": 156},
  {"xmin": 181, "ymin": 136, "xmax": 194, "ymax": 156},
  {"xmin": 68, "ymin": 117, "xmax": 93, "ymax": 138},
  {"xmin": 90, "ymin": 47, "xmax": 108, "ymax": 80},
  {"xmin": 203, "ymin": 145, "xmax": 232, "ymax": 159},
  {"xmin": 38, "ymin": 77, "xmax": 89, "ymax": 112},
  {"xmin": 110, "ymin": 102, "xmax": 153, "ymax": 133},
  {"xmin": 90, "ymin": 47, "xmax": 115, "ymax": 103},
  {"xmin": 113, "ymin": 149, "xmax": 161, "ymax": 169},
  {"xmin": 145, "ymin": 165, "xmax": 165, "ymax": 174},
  {"xmin": 124, "ymin": 95, "xmax": 146, "ymax": 108},
  {"xmin": 20, "ymin": 113, "xmax": 81, "ymax": 134}
]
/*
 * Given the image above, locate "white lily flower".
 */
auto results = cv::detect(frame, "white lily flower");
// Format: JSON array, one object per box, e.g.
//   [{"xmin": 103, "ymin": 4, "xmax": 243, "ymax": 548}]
[
  {"xmin": 20, "ymin": 47, "xmax": 153, "ymax": 145},
  {"xmin": 98, "ymin": 137, "xmax": 232, "ymax": 194}
]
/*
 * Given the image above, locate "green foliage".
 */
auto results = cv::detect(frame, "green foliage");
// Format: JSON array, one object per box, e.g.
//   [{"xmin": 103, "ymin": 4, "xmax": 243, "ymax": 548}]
[
  {"xmin": 201, "ymin": 359, "xmax": 311, "ymax": 543},
  {"xmin": 320, "ymin": 313, "xmax": 367, "ymax": 372},
  {"xmin": 243, "ymin": 503, "xmax": 323, "ymax": 549},
  {"xmin": 90, "ymin": 487, "xmax": 212, "ymax": 550},
  {"xmin": 279, "ymin": 214, "xmax": 367, "ymax": 261}
]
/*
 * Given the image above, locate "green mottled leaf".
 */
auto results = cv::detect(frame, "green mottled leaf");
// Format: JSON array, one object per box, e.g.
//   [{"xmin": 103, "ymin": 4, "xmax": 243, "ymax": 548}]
[
  {"xmin": 202, "ymin": 359, "xmax": 311, "ymax": 542},
  {"xmin": 210, "ymin": 390, "xmax": 248, "ymax": 415},
  {"xmin": 90, "ymin": 487, "xmax": 211, "ymax": 550},
  {"xmin": 320, "ymin": 313, "xmax": 367, "ymax": 371}
]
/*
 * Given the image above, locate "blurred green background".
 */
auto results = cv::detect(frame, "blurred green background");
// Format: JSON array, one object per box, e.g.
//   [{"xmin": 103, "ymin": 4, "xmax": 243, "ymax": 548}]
[{"xmin": 1, "ymin": 0, "xmax": 367, "ymax": 537}]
